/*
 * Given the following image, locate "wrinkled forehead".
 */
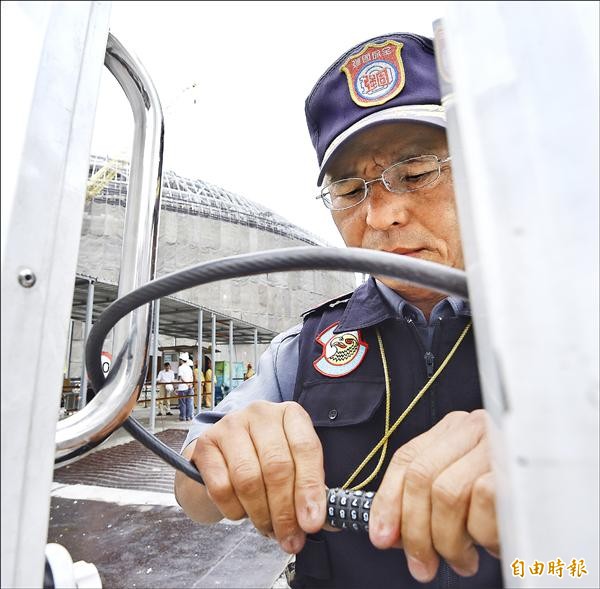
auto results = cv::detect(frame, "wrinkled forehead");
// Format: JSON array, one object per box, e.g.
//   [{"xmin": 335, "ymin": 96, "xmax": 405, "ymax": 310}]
[{"xmin": 323, "ymin": 121, "xmax": 448, "ymax": 182}]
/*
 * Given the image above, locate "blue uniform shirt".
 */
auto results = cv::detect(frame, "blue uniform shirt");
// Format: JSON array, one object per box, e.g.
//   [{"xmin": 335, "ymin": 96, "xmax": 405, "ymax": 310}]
[{"xmin": 183, "ymin": 280, "xmax": 469, "ymax": 449}]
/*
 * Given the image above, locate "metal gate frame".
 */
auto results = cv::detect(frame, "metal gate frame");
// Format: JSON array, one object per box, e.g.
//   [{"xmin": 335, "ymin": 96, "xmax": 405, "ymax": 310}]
[{"xmin": 1, "ymin": 3, "xmax": 111, "ymax": 586}]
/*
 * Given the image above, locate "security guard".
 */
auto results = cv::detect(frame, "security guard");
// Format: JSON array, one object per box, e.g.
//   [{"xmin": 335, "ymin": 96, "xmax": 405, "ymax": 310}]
[{"xmin": 176, "ymin": 33, "xmax": 503, "ymax": 588}]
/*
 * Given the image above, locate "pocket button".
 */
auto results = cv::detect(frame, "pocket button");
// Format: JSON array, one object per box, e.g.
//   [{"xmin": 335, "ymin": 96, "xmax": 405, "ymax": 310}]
[{"xmin": 328, "ymin": 409, "xmax": 338, "ymax": 420}]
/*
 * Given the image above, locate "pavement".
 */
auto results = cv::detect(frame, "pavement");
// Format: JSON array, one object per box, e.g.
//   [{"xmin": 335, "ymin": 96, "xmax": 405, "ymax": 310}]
[{"xmin": 50, "ymin": 406, "xmax": 291, "ymax": 589}]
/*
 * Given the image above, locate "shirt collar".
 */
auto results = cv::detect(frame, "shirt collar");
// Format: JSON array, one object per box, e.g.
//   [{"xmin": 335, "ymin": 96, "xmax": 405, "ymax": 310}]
[{"xmin": 336, "ymin": 276, "xmax": 469, "ymax": 332}]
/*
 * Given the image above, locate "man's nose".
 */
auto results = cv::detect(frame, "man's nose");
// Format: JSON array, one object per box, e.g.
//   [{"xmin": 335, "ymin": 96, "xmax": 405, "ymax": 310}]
[{"xmin": 364, "ymin": 181, "xmax": 409, "ymax": 231}]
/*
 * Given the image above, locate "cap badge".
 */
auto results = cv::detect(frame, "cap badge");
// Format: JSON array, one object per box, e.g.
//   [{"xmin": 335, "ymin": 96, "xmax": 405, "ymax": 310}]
[
  {"xmin": 340, "ymin": 40, "xmax": 405, "ymax": 108},
  {"xmin": 313, "ymin": 322, "xmax": 368, "ymax": 378}
]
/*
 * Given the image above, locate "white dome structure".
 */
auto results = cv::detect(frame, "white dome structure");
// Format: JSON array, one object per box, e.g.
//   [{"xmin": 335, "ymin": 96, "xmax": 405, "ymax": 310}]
[{"xmin": 80, "ymin": 156, "xmax": 354, "ymax": 335}]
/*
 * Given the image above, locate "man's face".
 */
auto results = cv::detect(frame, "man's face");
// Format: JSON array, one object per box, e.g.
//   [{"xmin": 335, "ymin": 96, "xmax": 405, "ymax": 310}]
[{"xmin": 323, "ymin": 121, "xmax": 463, "ymax": 305}]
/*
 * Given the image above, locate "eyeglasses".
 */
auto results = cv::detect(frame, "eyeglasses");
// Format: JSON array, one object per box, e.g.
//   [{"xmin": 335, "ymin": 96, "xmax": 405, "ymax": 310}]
[{"xmin": 316, "ymin": 154, "xmax": 452, "ymax": 211}]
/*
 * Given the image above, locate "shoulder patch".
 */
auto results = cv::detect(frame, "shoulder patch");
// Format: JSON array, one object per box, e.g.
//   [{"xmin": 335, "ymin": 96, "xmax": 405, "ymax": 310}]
[
  {"xmin": 301, "ymin": 291, "xmax": 354, "ymax": 319},
  {"xmin": 313, "ymin": 322, "xmax": 368, "ymax": 378}
]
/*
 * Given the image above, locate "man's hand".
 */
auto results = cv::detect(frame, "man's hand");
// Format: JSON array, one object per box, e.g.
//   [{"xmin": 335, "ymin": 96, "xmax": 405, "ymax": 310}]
[
  {"xmin": 368, "ymin": 410, "xmax": 499, "ymax": 582},
  {"xmin": 191, "ymin": 400, "xmax": 327, "ymax": 555}
]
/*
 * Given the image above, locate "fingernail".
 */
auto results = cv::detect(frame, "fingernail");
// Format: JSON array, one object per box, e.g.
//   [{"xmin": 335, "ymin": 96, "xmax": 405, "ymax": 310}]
[
  {"xmin": 452, "ymin": 566, "xmax": 477, "ymax": 577},
  {"xmin": 407, "ymin": 556, "xmax": 431, "ymax": 583},
  {"xmin": 372, "ymin": 522, "xmax": 394, "ymax": 544},
  {"xmin": 306, "ymin": 501, "xmax": 323, "ymax": 524},
  {"xmin": 453, "ymin": 562, "xmax": 478, "ymax": 577}
]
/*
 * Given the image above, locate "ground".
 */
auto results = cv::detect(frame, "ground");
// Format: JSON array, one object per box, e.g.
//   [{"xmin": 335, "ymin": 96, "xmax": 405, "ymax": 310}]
[{"xmin": 49, "ymin": 411, "xmax": 290, "ymax": 588}]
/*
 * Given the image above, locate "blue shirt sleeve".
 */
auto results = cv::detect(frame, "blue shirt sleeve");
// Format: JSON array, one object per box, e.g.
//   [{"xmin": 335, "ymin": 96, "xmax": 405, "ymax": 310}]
[{"xmin": 182, "ymin": 323, "xmax": 302, "ymax": 449}]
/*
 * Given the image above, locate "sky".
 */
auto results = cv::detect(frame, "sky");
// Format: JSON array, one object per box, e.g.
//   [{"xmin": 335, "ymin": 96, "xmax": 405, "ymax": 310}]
[{"xmin": 92, "ymin": 1, "xmax": 448, "ymax": 245}]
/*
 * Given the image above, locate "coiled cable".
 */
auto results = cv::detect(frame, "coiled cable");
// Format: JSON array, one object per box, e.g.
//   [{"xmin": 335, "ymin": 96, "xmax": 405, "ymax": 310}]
[{"xmin": 81, "ymin": 246, "xmax": 468, "ymax": 485}]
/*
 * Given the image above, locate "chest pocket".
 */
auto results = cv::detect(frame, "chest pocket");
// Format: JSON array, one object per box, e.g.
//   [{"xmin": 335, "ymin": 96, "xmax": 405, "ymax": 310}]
[
  {"xmin": 297, "ymin": 378, "xmax": 385, "ymax": 427},
  {"xmin": 298, "ymin": 378, "xmax": 386, "ymax": 489}
]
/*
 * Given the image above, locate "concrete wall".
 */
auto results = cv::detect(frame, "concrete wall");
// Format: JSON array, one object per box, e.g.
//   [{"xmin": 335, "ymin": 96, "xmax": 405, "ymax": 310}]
[{"xmin": 77, "ymin": 200, "xmax": 355, "ymax": 334}]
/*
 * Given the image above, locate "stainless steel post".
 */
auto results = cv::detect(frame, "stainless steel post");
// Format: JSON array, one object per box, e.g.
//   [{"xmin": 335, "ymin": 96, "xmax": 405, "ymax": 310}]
[
  {"xmin": 149, "ymin": 299, "xmax": 160, "ymax": 433},
  {"xmin": 229, "ymin": 320, "xmax": 234, "ymax": 393},
  {"xmin": 78, "ymin": 279, "xmax": 95, "ymax": 410},
  {"xmin": 211, "ymin": 313, "xmax": 216, "ymax": 408},
  {"xmin": 253, "ymin": 328, "xmax": 258, "ymax": 373},
  {"xmin": 66, "ymin": 319, "xmax": 74, "ymax": 378},
  {"xmin": 197, "ymin": 309, "xmax": 203, "ymax": 411}
]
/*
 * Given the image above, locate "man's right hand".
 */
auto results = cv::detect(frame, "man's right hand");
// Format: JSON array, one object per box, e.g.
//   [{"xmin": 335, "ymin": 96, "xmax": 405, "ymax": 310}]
[{"xmin": 185, "ymin": 400, "xmax": 326, "ymax": 555}]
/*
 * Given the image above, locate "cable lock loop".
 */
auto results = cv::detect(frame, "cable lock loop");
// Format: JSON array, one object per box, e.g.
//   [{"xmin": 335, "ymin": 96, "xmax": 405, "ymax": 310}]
[{"xmin": 66, "ymin": 246, "xmax": 468, "ymax": 491}]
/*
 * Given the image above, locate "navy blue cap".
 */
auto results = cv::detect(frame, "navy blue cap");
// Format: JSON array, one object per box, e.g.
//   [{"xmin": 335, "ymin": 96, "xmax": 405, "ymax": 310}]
[{"xmin": 305, "ymin": 33, "xmax": 445, "ymax": 185}]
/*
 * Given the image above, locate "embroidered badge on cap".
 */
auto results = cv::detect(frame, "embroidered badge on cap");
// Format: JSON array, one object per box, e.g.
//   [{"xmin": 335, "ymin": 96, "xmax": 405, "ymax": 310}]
[
  {"xmin": 340, "ymin": 40, "xmax": 405, "ymax": 108},
  {"xmin": 313, "ymin": 322, "xmax": 368, "ymax": 378}
]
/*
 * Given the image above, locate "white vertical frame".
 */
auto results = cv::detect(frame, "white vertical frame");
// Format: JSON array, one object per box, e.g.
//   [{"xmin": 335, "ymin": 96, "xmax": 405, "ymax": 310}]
[
  {"xmin": 0, "ymin": 2, "xmax": 111, "ymax": 587},
  {"xmin": 437, "ymin": 3, "xmax": 599, "ymax": 587}
]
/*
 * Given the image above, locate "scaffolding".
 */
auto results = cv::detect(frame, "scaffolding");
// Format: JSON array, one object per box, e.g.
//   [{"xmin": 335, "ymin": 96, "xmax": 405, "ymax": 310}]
[{"xmin": 88, "ymin": 155, "xmax": 325, "ymax": 246}]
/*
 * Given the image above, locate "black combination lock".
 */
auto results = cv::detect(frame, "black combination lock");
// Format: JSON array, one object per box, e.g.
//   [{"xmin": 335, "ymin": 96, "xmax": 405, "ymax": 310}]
[{"xmin": 326, "ymin": 488, "xmax": 374, "ymax": 533}]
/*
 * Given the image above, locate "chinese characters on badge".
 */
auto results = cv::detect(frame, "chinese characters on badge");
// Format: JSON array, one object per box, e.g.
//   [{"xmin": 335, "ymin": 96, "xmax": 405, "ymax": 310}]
[{"xmin": 340, "ymin": 41, "xmax": 405, "ymax": 108}]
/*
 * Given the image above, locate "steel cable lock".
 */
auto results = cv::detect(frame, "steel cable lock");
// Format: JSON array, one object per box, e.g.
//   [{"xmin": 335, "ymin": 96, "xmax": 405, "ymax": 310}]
[{"xmin": 68, "ymin": 246, "xmax": 469, "ymax": 533}]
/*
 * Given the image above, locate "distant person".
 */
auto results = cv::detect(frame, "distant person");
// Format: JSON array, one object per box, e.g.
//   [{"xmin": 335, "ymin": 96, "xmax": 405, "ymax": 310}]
[
  {"xmin": 203, "ymin": 357, "xmax": 213, "ymax": 409},
  {"xmin": 156, "ymin": 362, "xmax": 174, "ymax": 416},
  {"xmin": 177, "ymin": 352, "xmax": 194, "ymax": 421},
  {"xmin": 243, "ymin": 362, "xmax": 255, "ymax": 380}
]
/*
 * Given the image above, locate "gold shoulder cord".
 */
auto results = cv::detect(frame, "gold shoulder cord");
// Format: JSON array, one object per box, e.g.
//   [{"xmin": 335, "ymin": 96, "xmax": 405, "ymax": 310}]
[{"xmin": 342, "ymin": 321, "xmax": 472, "ymax": 491}]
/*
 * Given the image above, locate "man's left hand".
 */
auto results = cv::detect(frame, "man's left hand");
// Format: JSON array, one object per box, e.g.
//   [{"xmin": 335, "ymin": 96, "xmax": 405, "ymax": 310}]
[{"xmin": 368, "ymin": 409, "xmax": 499, "ymax": 582}]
